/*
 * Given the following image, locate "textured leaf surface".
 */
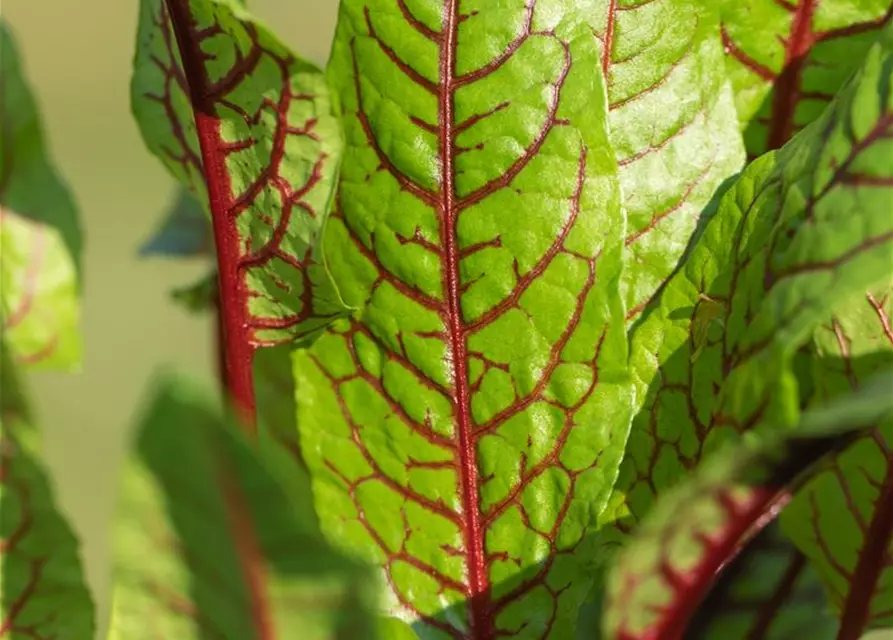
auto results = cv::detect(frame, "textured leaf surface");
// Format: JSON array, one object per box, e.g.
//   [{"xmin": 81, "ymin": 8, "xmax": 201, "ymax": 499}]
[
  {"xmin": 132, "ymin": 0, "xmax": 343, "ymax": 345},
  {"xmin": 603, "ymin": 370, "xmax": 893, "ymax": 640},
  {"xmin": 109, "ymin": 377, "xmax": 375, "ymax": 639},
  {"xmin": 0, "ymin": 21, "xmax": 81, "ymax": 370},
  {"xmin": 722, "ymin": 0, "xmax": 893, "ymax": 157},
  {"xmin": 607, "ymin": 21, "xmax": 893, "ymax": 534},
  {"xmin": 0, "ymin": 351, "xmax": 94, "ymax": 638},
  {"xmin": 593, "ymin": 0, "xmax": 744, "ymax": 316},
  {"xmin": 781, "ymin": 283, "xmax": 893, "ymax": 637},
  {"xmin": 686, "ymin": 521, "xmax": 838, "ymax": 639},
  {"xmin": 294, "ymin": 2, "xmax": 630, "ymax": 637}
]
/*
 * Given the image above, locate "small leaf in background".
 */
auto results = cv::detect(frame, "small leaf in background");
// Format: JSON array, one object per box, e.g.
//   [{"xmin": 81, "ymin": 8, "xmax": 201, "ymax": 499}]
[
  {"xmin": 0, "ymin": 350, "xmax": 94, "ymax": 638},
  {"xmin": 296, "ymin": 1, "xmax": 630, "ymax": 635},
  {"xmin": 593, "ymin": 0, "xmax": 745, "ymax": 317},
  {"xmin": 686, "ymin": 521, "xmax": 838, "ymax": 639},
  {"xmin": 0, "ymin": 20, "xmax": 82, "ymax": 370},
  {"xmin": 132, "ymin": 0, "xmax": 345, "ymax": 345},
  {"xmin": 109, "ymin": 376, "xmax": 376, "ymax": 639},
  {"xmin": 608, "ymin": 21, "xmax": 893, "ymax": 534},
  {"xmin": 139, "ymin": 188, "xmax": 212, "ymax": 258},
  {"xmin": 781, "ymin": 282, "xmax": 893, "ymax": 637},
  {"xmin": 722, "ymin": 0, "xmax": 893, "ymax": 157},
  {"xmin": 602, "ymin": 369, "xmax": 893, "ymax": 640}
]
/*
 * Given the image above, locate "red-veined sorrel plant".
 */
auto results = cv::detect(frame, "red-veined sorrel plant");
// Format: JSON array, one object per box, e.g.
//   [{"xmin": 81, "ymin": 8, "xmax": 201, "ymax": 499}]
[{"xmin": 2, "ymin": 0, "xmax": 893, "ymax": 638}]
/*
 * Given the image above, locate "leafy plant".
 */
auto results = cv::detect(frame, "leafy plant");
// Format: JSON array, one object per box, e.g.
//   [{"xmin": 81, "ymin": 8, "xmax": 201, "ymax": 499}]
[{"xmin": 2, "ymin": 1, "xmax": 892, "ymax": 639}]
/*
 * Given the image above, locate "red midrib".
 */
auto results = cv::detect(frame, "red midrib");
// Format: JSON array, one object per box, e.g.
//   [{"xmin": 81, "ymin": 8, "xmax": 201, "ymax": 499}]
[
  {"xmin": 439, "ymin": 1, "xmax": 490, "ymax": 637},
  {"xmin": 766, "ymin": 0, "xmax": 817, "ymax": 150},
  {"xmin": 836, "ymin": 449, "xmax": 893, "ymax": 640},
  {"xmin": 164, "ymin": 0, "xmax": 257, "ymax": 425},
  {"xmin": 602, "ymin": 0, "xmax": 617, "ymax": 77}
]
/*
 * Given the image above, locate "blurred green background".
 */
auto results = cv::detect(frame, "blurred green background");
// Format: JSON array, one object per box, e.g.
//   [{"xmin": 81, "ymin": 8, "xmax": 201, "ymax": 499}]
[{"xmin": 5, "ymin": 1, "xmax": 337, "ymax": 634}]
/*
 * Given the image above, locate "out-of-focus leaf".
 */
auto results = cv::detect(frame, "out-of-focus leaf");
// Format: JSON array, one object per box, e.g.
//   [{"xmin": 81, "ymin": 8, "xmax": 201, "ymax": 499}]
[
  {"xmin": 686, "ymin": 521, "xmax": 838, "ymax": 639},
  {"xmin": 722, "ymin": 0, "xmax": 893, "ymax": 157},
  {"xmin": 132, "ymin": 0, "xmax": 344, "ymax": 346},
  {"xmin": 605, "ymin": 20, "xmax": 893, "ymax": 537},
  {"xmin": 294, "ymin": 2, "xmax": 630, "ymax": 636},
  {"xmin": 781, "ymin": 283, "xmax": 893, "ymax": 637},
  {"xmin": 0, "ymin": 20, "xmax": 82, "ymax": 370},
  {"xmin": 0, "ymin": 349, "xmax": 94, "ymax": 637},
  {"xmin": 602, "ymin": 369, "xmax": 893, "ymax": 640},
  {"xmin": 140, "ymin": 188, "xmax": 212, "ymax": 258},
  {"xmin": 108, "ymin": 376, "xmax": 376, "ymax": 639}
]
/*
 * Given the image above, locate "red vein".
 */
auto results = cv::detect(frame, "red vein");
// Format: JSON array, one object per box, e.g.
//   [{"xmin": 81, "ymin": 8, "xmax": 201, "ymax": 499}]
[
  {"xmin": 438, "ymin": 1, "xmax": 490, "ymax": 635},
  {"xmin": 602, "ymin": 0, "xmax": 617, "ymax": 76},
  {"xmin": 747, "ymin": 551, "xmax": 807, "ymax": 637},
  {"xmin": 164, "ymin": 0, "xmax": 257, "ymax": 425},
  {"xmin": 836, "ymin": 451, "xmax": 893, "ymax": 639},
  {"xmin": 766, "ymin": 0, "xmax": 817, "ymax": 151}
]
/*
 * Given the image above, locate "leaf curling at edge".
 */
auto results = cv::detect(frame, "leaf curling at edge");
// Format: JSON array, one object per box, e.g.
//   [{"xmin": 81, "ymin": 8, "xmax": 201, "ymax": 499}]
[
  {"xmin": 601, "ymin": 368, "xmax": 893, "ymax": 640},
  {"xmin": 0, "ymin": 346, "xmax": 94, "ymax": 638},
  {"xmin": 601, "ymin": 18, "xmax": 893, "ymax": 541},
  {"xmin": 107, "ymin": 373, "xmax": 378, "ymax": 639},
  {"xmin": 0, "ymin": 19, "xmax": 83, "ymax": 371},
  {"xmin": 131, "ymin": 0, "xmax": 347, "ymax": 348}
]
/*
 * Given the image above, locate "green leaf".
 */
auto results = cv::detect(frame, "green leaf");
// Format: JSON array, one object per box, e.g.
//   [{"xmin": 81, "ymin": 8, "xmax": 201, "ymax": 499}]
[
  {"xmin": 294, "ymin": 2, "xmax": 630, "ymax": 636},
  {"xmin": 602, "ymin": 369, "xmax": 893, "ymax": 640},
  {"xmin": 594, "ymin": 0, "xmax": 745, "ymax": 316},
  {"xmin": 109, "ymin": 376, "xmax": 376, "ymax": 639},
  {"xmin": 0, "ymin": 350, "xmax": 94, "ymax": 638},
  {"xmin": 0, "ymin": 20, "xmax": 82, "ymax": 371},
  {"xmin": 132, "ymin": 0, "xmax": 344, "ymax": 345},
  {"xmin": 609, "ymin": 20, "xmax": 893, "ymax": 532},
  {"xmin": 722, "ymin": 0, "xmax": 892, "ymax": 156},
  {"xmin": 687, "ymin": 521, "xmax": 839, "ymax": 639},
  {"xmin": 140, "ymin": 188, "xmax": 212, "ymax": 258},
  {"xmin": 780, "ymin": 282, "xmax": 893, "ymax": 636}
]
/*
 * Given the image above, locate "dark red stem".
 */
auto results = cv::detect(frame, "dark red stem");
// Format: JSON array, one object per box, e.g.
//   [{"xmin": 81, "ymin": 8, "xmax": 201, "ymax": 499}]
[{"xmin": 164, "ymin": 0, "xmax": 257, "ymax": 428}]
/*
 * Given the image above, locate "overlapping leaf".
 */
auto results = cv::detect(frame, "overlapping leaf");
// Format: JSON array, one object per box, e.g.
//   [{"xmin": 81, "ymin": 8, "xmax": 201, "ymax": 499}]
[
  {"xmin": 605, "ymin": 20, "xmax": 893, "ymax": 535},
  {"xmin": 132, "ymin": 0, "xmax": 344, "ymax": 345},
  {"xmin": 0, "ymin": 20, "xmax": 82, "ymax": 370},
  {"xmin": 140, "ymin": 187, "xmax": 212, "ymax": 258},
  {"xmin": 593, "ymin": 0, "xmax": 745, "ymax": 316},
  {"xmin": 602, "ymin": 369, "xmax": 893, "ymax": 640},
  {"xmin": 109, "ymin": 377, "xmax": 375, "ymax": 639},
  {"xmin": 294, "ymin": 1, "xmax": 630, "ymax": 636},
  {"xmin": 722, "ymin": 0, "xmax": 893, "ymax": 157},
  {"xmin": 780, "ymin": 283, "xmax": 893, "ymax": 637},
  {"xmin": 686, "ymin": 521, "xmax": 838, "ymax": 639},
  {"xmin": 0, "ymin": 349, "xmax": 94, "ymax": 638}
]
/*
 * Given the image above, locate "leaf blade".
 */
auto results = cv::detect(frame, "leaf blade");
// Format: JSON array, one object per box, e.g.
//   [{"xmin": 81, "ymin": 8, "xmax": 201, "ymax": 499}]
[
  {"xmin": 108, "ymin": 376, "xmax": 376, "ymax": 639},
  {"xmin": 0, "ymin": 20, "xmax": 82, "ymax": 371},
  {"xmin": 295, "ymin": 2, "xmax": 630, "ymax": 636}
]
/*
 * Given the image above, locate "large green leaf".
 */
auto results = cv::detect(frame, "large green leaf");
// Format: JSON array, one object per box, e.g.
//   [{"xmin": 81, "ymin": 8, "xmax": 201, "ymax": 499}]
[
  {"xmin": 780, "ymin": 284, "xmax": 893, "ymax": 636},
  {"xmin": 607, "ymin": 19, "xmax": 893, "ymax": 533},
  {"xmin": 722, "ymin": 0, "xmax": 892, "ymax": 157},
  {"xmin": 132, "ymin": 0, "xmax": 344, "ymax": 346},
  {"xmin": 0, "ymin": 20, "xmax": 82, "ymax": 371},
  {"xmin": 686, "ymin": 521, "xmax": 838, "ymax": 639},
  {"xmin": 594, "ymin": 0, "xmax": 744, "ymax": 316},
  {"xmin": 109, "ymin": 376, "xmax": 375, "ymax": 639},
  {"xmin": 294, "ymin": 2, "xmax": 630, "ymax": 636},
  {"xmin": 602, "ymin": 369, "xmax": 893, "ymax": 640},
  {"xmin": 0, "ymin": 350, "xmax": 94, "ymax": 638}
]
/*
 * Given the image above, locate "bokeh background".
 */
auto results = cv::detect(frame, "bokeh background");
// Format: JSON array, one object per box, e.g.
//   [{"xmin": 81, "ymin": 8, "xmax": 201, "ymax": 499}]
[{"xmin": 5, "ymin": 1, "xmax": 337, "ymax": 634}]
